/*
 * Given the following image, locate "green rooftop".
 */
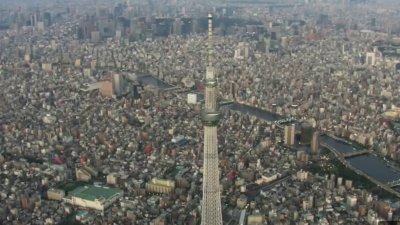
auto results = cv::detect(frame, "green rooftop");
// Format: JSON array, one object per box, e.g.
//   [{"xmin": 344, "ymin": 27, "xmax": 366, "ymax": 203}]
[
  {"xmin": 69, "ymin": 185, "xmax": 123, "ymax": 201},
  {"xmin": 57, "ymin": 181, "xmax": 87, "ymax": 192}
]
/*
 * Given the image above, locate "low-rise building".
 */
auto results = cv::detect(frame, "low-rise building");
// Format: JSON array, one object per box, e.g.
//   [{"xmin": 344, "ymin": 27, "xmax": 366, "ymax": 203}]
[
  {"xmin": 64, "ymin": 185, "xmax": 123, "ymax": 211},
  {"xmin": 47, "ymin": 188, "xmax": 65, "ymax": 201},
  {"xmin": 145, "ymin": 178, "xmax": 175, "ymax": 194}
]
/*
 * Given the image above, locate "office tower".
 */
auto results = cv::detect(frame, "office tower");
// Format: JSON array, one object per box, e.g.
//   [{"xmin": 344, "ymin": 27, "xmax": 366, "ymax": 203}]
[
  {"xmin": 112, "ymin": 73, "xmax": 125, "ymax": 96},
  {"xmin": 311, "ymin": 131, "xmax": 319, "ymax": 154},
  {"xmin": 173, "ymin": 18, "xmax": 182, "ymax": 35},
  {"xmin": 234, "ymin": 42, "xmax": 250, "ymax": 60},
  {"xmin": 230, "ymin": 82, "xmax": 236, "ymax": 99},
  {"xmin": 91, "ymin": 31, "xmax": 101, "ymax": 43},
  {"xmin": 44, "ymin": 12, "xmax": 52, "ymax": 27},
  {"xmin": 284, "ymin": 124, "xmax": 295, "ymax": 145},
  {"xmin": 181, "ymin": 18, "xmax": 193, "ymax": 36},
  {"xmin": 201, "ymin": 14, "xmax": 223, "ymax": 225},
  {"xmin": 37, "ymin": 22, "xmax": 45, "ymax": 32},
  {"xmin": 366, "ymin": 52, "xmax": 375, "ymax": 66},
  {"xmin": 371, "ymin": 18, "xmax": 376, "ymax": 27},
  {"xmin": 30, "ymin": 14, "xmax": 37, "ymax": 27}
]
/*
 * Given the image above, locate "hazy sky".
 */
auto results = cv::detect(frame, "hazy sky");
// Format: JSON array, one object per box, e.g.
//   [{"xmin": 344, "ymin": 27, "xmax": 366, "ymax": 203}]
[{"xmin": 1, "ymin": 0, "xmax": 400, "ymax": 10}]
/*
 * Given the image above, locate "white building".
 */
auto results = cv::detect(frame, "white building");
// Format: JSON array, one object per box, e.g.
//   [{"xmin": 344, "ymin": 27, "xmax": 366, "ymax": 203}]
[
  {"xmin": 234, "ymin": 42, "xmax": 250, "ymax": 60},
  {"xmin": 187, "ymin": 93, "xmax": 198, "ymax": 104},
  {"xmin": 366, "ymin": 52, "xmax": 376, "ymax": 66},
  {"xmin": 346, "ymin": 195, "xmax": 357, "ymax": 207}
]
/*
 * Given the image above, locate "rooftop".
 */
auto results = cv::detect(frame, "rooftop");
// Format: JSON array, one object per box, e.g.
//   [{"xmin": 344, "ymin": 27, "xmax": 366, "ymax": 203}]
[{"xmin": 69, "ymin": 185, "xmax": 123, "ymax": 201}]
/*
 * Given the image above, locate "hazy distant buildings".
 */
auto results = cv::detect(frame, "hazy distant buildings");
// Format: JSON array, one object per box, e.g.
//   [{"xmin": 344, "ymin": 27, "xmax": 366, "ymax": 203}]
[
  {"xmin": 91, "ymin": 31, "xmax": 101, "ymax": 43},
  {"xmin": 43, "ymin": 12, "xmax": 52, "ymax": 27},
  {"xmin": 30, "ymin": 14, "xmax": 37, "ymax": 27},
  {"xmin": 37, "ymin": 22, "xmax": 45, "ymax": 32},
  {"xmin": 173, "ymin": 18, "xmax": 182, "ymax": 35}
]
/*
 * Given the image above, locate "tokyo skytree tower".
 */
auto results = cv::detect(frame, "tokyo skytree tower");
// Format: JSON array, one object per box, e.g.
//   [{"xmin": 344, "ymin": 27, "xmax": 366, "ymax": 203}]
[{"xmin": 201, "ymin": 13, "xmax": 223, "ymax": 225}]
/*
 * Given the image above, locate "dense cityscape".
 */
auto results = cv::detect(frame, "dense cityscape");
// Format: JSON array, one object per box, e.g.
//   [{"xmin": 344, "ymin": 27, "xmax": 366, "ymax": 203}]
[{"xmin": 1, "ymin": 0, "xmax": 400, "ymax": 224}]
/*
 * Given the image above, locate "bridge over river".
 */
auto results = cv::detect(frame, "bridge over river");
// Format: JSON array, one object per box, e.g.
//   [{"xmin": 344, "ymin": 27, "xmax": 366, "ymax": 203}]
[
  {"xmin": 320, "ymin": 134, "xmax": 400, "ymax": 197},
  {"xmin": 343, "ymin": 149, "xmax": 371, "ymax": 158}
]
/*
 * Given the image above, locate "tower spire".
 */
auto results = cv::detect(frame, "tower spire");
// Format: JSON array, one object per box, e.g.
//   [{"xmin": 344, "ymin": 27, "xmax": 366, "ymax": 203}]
[{"xmin": 208, "ymin": 13, "xmax": 213, "ymax": 67}]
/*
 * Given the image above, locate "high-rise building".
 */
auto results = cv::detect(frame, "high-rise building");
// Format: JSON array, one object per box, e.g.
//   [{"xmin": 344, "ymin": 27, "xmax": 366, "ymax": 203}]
[
  {"xmin": 311, "ymin": 131, "xmax": 319, "ymax": 154},
  {"xmin": 173, "ymin": 18, "xmax": 182, "ymax": 35},
  {"xmin": 284, "ymin": 124, "xmax": 295, "ymax": 145},
  {"xmin": 91, "ymin": 31, "xmax": 101, "ymax": 43},
  {"xmin": 30, "ymin": 14, "xmax": 37, "ymax": 27},
  {"xmin": 43, "ymin": 12, "xmax": 52, "ymax": 27},
  {"xmin": 201, "ymin": 14, "xmax": 223, "ymax": 225},
  {"xmin": 112, "ymin": 73, "xmax": 125, "ymax": 96},
  {"xmin": 366, "ymin": 52, "xmax": 376, "ymax": 66},
  {"xmin": 234, "ymin": 42, "xmax": 250, "ymax": 60},
  {"xmin": 20, "ymin": 195, "xmax": 31, "ymax": 209}
]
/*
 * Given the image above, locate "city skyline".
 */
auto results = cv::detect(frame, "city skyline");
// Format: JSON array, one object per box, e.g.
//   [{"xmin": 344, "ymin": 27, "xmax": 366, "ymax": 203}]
[{"xmin": 1, "ymin": 0, "xmax": 400, "ymax": 224}]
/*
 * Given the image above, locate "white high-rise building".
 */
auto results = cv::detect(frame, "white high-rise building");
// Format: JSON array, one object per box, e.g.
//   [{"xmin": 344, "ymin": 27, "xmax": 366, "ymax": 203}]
[{"xmin": 284, "ymin": 124, "xmax": 295, "ymax": 145}]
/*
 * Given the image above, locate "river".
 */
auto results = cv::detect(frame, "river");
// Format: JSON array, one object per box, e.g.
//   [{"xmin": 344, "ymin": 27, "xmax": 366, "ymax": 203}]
[
  {"xmin": 227, "ymin": 103, "xmax": 284, "ymax": 121},
  {"xmin": 347, "ymin": 155, "xmax": 400, "ymax": 184},
  {"xmin": 137, "ymin": 74, "xmax": 283, "ymax": 121},
  {"xmin": 137, "ymin": 75, "xmax": 173, "ymax": 90},
  {"xmin": 138, "ymin": 74, "xmax": 400, "ymax": 187},
  {"xmin": 319, "ymin": 134, "xmax": 360, "ymax": 154},
  {"xmin": 319, "ymin": 134, "xmax": 400, "ymax": 185}
]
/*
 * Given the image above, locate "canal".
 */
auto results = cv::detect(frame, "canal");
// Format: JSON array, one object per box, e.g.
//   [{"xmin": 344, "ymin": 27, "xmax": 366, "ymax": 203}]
[{"xmin": 139, "ymin": 74, "xmax": 400, "ymax": 188}]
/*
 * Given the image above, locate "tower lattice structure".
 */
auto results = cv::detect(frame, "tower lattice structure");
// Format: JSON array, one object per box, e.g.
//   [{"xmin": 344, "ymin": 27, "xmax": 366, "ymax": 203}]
[{"xmin": 201, "ymin": 13, "xmax": 223, "ymax": 225}]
